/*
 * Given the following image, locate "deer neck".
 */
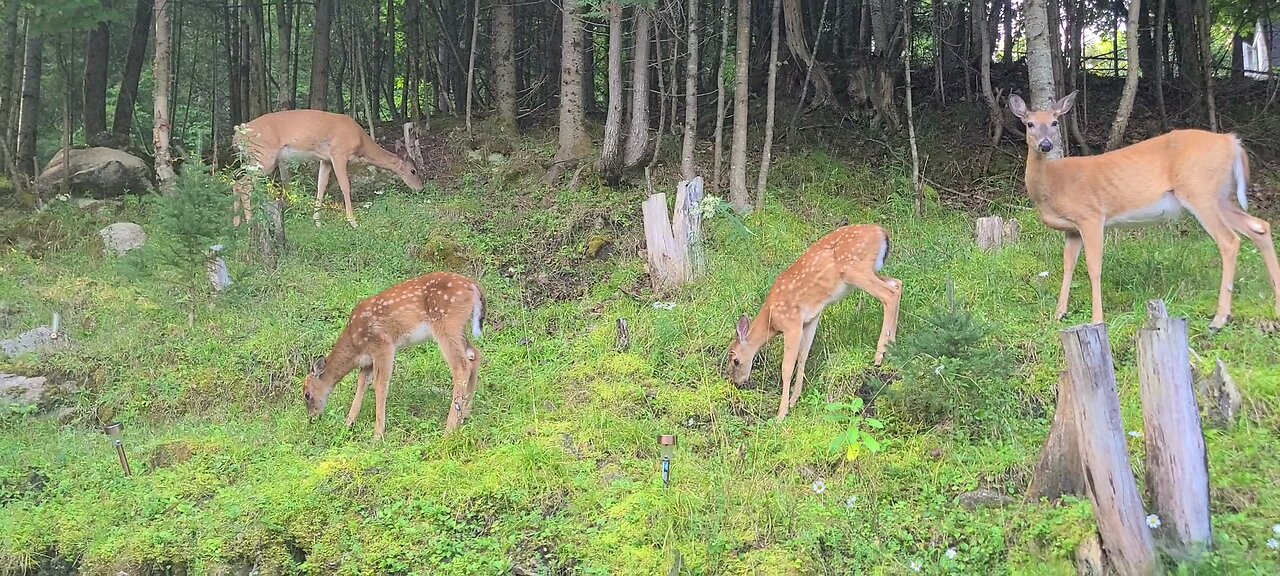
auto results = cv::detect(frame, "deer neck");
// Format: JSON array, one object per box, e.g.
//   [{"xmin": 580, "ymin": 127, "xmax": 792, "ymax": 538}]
[
  {"xmin": 1023, "ymin": 148, "xmax": 1055, "ymax": 204},
  {"xmin": 741, "ymin": 312, "xmax": 778, "ymax": 359},
  {"xmin": 357, "ymin": 137, "xmax": 403, "ymax": 173},
  {"xmin": 319, "ymin": 333, "xmax": 363, "ymax": 388}
]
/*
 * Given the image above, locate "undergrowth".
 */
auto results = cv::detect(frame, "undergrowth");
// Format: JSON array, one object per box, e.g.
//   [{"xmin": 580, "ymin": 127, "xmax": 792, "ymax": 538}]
[{"xmin": 1, "ymin": 149, "xmax": 1279, "ymax": 575}]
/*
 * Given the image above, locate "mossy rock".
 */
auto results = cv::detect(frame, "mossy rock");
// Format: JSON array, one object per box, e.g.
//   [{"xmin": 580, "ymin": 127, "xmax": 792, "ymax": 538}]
[
  {"xmin": 411, "ymin": 234, "xmax": 470, "ymax": 270},
  {"xmin": 586, "ymin": 234, "xmax": 613, "ymax": 260}
]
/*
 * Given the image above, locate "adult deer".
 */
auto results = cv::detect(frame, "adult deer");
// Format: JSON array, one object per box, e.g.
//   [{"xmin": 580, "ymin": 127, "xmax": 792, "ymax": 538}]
[
  {"xmin": 1010, "ymin": 91, "xmax": 1280, "ymax": 330},
  {"xmin": 302, "ymin": 272, "xmax": 485, "ymax": 439},
  {"xmin": 232, "ymin": 109, "xmax": 424, "ymax": 229},
  {"xmin": 728, "ymin": 225, "xmax": 902, "ymax": 421}
]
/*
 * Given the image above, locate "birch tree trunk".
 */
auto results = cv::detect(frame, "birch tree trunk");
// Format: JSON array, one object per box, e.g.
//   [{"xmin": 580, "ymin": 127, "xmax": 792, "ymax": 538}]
[
  {"xmin": 153, "ymin": 0, "xmax": 177, "ymax": 192},
  {"xmin": 464, "ymin": 0, "xmax": 481, "ymax": 140},
  {"xmin": 1024, "ymin": 0, "xmax": 1063, "ymax": 159},
  {"xmin": 712, "ymin": 0, "xmax": 731, "ymax": 193},
  {"xmin": 1106, "ymin": 0, "xmax": 1142, "ymax": 150},
  {"xmin": 754, "ymin": 0, "xmax": 782, "ymax": 210},
  {"xmin": 728, "ymin": 0, "xmax": 751, "ymax": 212}
]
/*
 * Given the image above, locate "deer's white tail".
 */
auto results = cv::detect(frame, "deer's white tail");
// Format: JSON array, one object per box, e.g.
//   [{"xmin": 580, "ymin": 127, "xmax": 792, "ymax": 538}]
[
  {"xmin": 471, "ymin": 287, "xmax": 486, "ymax": 340},
  {"xmin": 1232, "ymin": 135, "xmax": 1249, "ymax": 212}
]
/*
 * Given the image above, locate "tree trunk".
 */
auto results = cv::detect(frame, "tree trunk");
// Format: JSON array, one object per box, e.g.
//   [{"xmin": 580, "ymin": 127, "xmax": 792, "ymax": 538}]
[
  {"xmin": 599, "ymin": 2, "xmax": 625, "ymax": 185},
  {"xmin": 1026, "ymin": 372, "xmax": 1086, "ymax": 502},
  {"xmin": 1001, "ymin": 0, "xmax": 1013, "ymax": 62},
  {"xmin": 1138, "ymin": 0, "xmax": 1155, "ymax": 78},
  {"xmin": 755, "ymin": 0, "xmax": 782, "ymax": 210},
  {"xmin": 82, "ymin": 0, "xmax": 112, "ymax": 139},
  {"xmin": 781, "ymin": 0, "xmax": 834, "ymax": 108},
  {"xmin": 1154, "ymin": 0, "xmax": 1167, "ymax": 130},
  {"xmin": 679, "ymin": 0, "xmax": 699, "ymax": 180},
  {"xmin": 309, "ymin": 0, "xmax": 332, "ymax": 109},
  {"xmin": 1106, "ymin": 0, "xmax": 1141, "ymax": 151},
  {"xmin": 623, "ymin": 8, "xmax": 652, "ymax": 170},
  {"xmin": 0, "ymin": 0, "xmax": 21, "ymax": 168},
  {"xmin": 274, "ymin": 0, "xmax": 293, "ymax": 111},
  {"xmin": 464, "ymin": 0, "xmax": 481, "ymax": 140},
  {"xmin": 728, "ymin": 0, "xmax": 750, "ymax": 213},
  {"xmin": 904, "ymin": 0, "xmax": 922, "ymax": 212},
  {"xmin": 1173, "ymin": 0, "xmax": 1200, "ymax": 88},
  {"xmin": 246, "ymin": 0, "xmax": 268, "ymax": 119},
  {"xmin": 153, "ymin": 0, "xmax": 177, "ymax": 192},
  {"xmin": 976, "ymin": 0, "xmax": 1003, "ymax": 176},
  {"xmin": 1024, "ymin": 0, "xmax": 1062, "ymax": 159},
  {"xmin": 1064, "ymin": 0, "xmax": 1089, "ymax": 154},
  {"xmin": 15, "ymin": 23, "xmax": 41, "ymax": 179},
  {"xmin": 1196, "ymin": 0, "xmax": 1216, "ymax": 130},
  {"xmin": 492, "ymin": 0, "xmax": 517, "ymax": 130},
  {"xmin": 545, "ymin": 0, "xmax": 589, "ymax": 185},
  {"xmin": 712, "ymin": 0, "xmax": 731, "ymax": 193},
  {"xmin": 113, "ymin": 0, "xmax": 152, "ymax": 136}
]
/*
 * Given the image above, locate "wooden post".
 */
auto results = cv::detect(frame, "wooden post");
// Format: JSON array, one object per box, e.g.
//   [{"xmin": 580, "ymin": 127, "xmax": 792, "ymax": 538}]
[
  {"xmin": 1060, "ymin": 323, "xmax": 1157, "ymax": 576},
  {"xmin": 975, "ymin": 215, "xmax": 1020, "ymax": 250},
  {"xmin": 1197, "ymin": 359, "xmax": 1241, "ymax": 429},
  {"xmin": 672, "ymin": 176, "xmax": 706, "ymax": 280},
  {"xmin": 1027, "ymin": 372, "xmax": 1085, "ymax": 502},
  {"xmin": 1137, "ymin": 300, "xmax": 1212, "ymax": 559}
]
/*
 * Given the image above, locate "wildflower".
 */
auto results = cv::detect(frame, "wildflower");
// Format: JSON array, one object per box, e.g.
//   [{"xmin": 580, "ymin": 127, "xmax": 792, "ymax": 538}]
[
  {"xmin": 910, "ymin": 560, "xmax": 923, "ymax": 572},
  {"xmin": 811, "ymin": 478, "xmax": 826, "ymax": 494},
  {"xmin": 652, "ymin": 301, "xmax": 677, "ymax": 310},
  {"xmin": 697, "ymin": 195, "xmax": 722, "ymax": 220},
  {"xmin": 1037, "ymin": 271, "xmax": 1050, "ymax": 278},
  {"xmin": 1267, "ymin": 538, "xmax": 1279, "ymax": 550},
  {"xmin": 1146, "ymin": 514, "xmax": 1161, "ymax": 529},
  {"xmin": 1273, "ymin": 524, "xmax": 1280, "ymax": 536},
  {"xmin": 934, "ymin": 364, "xmax": 944, "ymax": 376},
  {"xmin": 1128, "ymin": 430, "xmax": 1143, "ymax": 439},
  {"xmin": 845, "ymin": 495, "xmax": 858, "ymax": 509},
  {"xmin": 945, "ymin": 548, "xmax": 957, "ymax": 560},
  {"xmin": 56, "ymin": 194, "xmax": 70, "ymax": 202}
]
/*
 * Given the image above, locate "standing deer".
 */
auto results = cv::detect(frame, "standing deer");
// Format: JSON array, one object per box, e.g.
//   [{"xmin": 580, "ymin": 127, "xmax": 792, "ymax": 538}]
[
  {"xmin": 232, "ymin": 109, "xmax": 425, "ymax": 229},
  {"xmin": 302, "ymin": 272, "xmax": 485, "ymax": 439},
  {"xmin": 1010, "ymin": 91, "xmax": 1280, "ymax": 330},
  {"xmin": 728, "ymin": 224, "xmax": 902, "ymax": 421}
]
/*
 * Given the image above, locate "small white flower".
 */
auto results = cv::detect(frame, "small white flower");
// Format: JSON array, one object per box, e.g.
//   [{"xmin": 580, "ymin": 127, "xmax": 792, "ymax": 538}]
[
  {"xmin": 374, "ymin": 189, "xmax": 385, "ymax": 195},
  {"xmin": 56, "ymin": 194, "xmax": 70, "ymax": 202},
  {"xmin": 1037, "ymin": 271, "xmax": 1050, "ymax": 278},
  {"xmin": 1273, "ymin": 524, "xmax": 1280, "ymax": 536},
  {"xmin": 360, "ymin": 201, "xmax": 373, "ymax": 209},
  {"xmin": 811, "ymin": 478, "xmax": 826, "ymax": 494},
  {"xmin": 845, "ymin": 495, "xmax": 857, "ymax": 509},
  {"xmin": 933, "ymin": 364, "xmax": 944, "ymax": 376},
  {"xmin": 1129, "ymin": 430, "xmax": 1143, "ymax": 438},
  {"xmin": 1146, "ymin": 514, "xmax": 1162, "ymax": 529},
  {"xmin": 910, "ymin": 560, "xmax": 923, "ymax": 572},
  {"xmin": 945, "ymin": 548, "xmax": 957, "ymax": 560},
  {"xmin": 652, "ymin": 301, "xmax": 677, "ymax": 310},
  {"xmin": 1267, "ymin": 538, "xmax": 1279, "ymax": 550}
]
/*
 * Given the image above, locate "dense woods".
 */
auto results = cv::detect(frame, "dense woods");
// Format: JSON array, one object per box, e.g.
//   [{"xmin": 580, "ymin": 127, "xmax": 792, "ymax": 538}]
[{"xmin": 1, "ymin": 0, "xmax": 1276, "ymax": 202}]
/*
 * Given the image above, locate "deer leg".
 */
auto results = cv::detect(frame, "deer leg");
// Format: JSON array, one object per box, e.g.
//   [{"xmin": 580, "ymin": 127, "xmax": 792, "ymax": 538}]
[
  {"xmin": 1183, "ymin": 199, "xmax": 1243, "ymax": 330},
  {"xmin": 460, "ymin": 345, "xmax": 482, "ymax": 422},
  {"xmin": 844, "ymin": 271, "xmax": 903, "ymax": 366},
  {"xmin": 439, "ymin": 338, "xmax": 473, "ymax": 433},
  {"xmin": 345, "ymin": 366, "xmax": 372, "ymax": 427},
  {"xmin": 233, "ymin": 152, "xmax": 278, "ymax": 226},
  {"xmin": 330, "ymin": 157, "xmax": 358, "ymax": 228},
  {"xmin": 776, "ymin": 326, "xmax": 803, "ymax": 421},
  {"xmin": 1078, "ymin": 224, "xmax": 1107, "ymax": 325},
  {"xmin": 371, "ymin": 348, "xmax": 396, "ymax": 440},
  {"xmin": 1056, "ymin": 232, "xmax": 1083, "ymax": 321},
  {"xmin": 789, "ymin": 318, "xmax": 821, "ymax": 409},
  {"xmin": 1224, "ymin": 210, "xmax": 1280, "ymax": 318},
  {"xmin": 314, "ymin": 160, "xmax": 333, "ymax": 227}
]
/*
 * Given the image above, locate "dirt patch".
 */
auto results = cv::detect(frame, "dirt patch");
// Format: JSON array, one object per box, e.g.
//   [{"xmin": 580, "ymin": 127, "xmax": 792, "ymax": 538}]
[{"xmin": 149, "ymin": 441, "xmax": 197, "ymax": 470}]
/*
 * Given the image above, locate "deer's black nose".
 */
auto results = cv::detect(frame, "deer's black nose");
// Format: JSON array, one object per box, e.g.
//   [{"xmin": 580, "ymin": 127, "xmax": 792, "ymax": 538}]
[{"xmin": 1039, "ymin": 139, "xmax": 1053, "ymax": 153}]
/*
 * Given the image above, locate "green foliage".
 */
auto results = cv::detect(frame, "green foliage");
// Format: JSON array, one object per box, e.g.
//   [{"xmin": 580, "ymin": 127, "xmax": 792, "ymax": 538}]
[
  {"xmin": 128, "ymin": 158, "xmax": 236, "ymax": 313},
  {"xmin": 824, "ymin": 397, "xmax": 885, "ymax": 461},
  {"xmin": 882, "ymin": 281, "xmax": 1023, "ymax": 439}
]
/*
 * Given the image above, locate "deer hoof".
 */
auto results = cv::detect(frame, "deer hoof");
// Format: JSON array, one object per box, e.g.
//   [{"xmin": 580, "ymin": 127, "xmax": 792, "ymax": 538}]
[
  {"xmin": 347, "ymin": 218, "xmax": 359, "ymax": 229},
  {"xmin": 1209, "ymin": 314, "xmax": 1232, "ymax": 333}
]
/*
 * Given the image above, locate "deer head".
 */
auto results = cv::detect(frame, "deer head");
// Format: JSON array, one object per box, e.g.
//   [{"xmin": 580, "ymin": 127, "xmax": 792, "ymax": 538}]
[
  {"xmin": 727, "ymin": 313, "xmax": 757, "ymax": 385},
  {"xmin": 1009, "ymin": 91, "xmax": 1076, "ymax": 155},
  {"xmin": 302, "ymin": 356, "xmax": 338, "ymax": 420}
]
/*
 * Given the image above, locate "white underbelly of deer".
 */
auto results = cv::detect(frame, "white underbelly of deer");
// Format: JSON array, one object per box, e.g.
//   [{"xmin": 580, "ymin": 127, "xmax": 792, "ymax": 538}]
[
  {"xmin": 396, "ymin": 322, "xmax": 435, "ymax": 348},
  {"xmin": 1105, "ymin": 193, "xmax": 1183, "ymax": 229}
]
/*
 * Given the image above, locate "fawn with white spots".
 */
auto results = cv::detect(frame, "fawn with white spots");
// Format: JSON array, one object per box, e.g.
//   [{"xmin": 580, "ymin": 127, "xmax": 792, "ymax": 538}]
[
  {"xmin": 303, "ymin": 272, "xmax": 485, "ymax": 439},
  {"xmin": 1010, "ymin": 91, "xmax": 1280, "ymax": 330},
  {"xmin": 728, "ymin": 224, "xmax": 903, "ymax": 421},
  {"xmin": 232, "ymin": 109, "xmax": 424, "ymax": 229}
]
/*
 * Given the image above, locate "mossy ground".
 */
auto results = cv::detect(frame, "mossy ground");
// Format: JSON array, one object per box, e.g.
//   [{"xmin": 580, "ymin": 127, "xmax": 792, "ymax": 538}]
[{"xmin": 2, "ymin": 146, "xmax": 1279, "ymax": 575}]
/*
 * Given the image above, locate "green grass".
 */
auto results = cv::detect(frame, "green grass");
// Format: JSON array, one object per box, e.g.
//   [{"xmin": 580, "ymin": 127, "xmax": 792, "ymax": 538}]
[{"xmin": 2, "ymin": 151, "xmax": 1280, "ymax": 575}]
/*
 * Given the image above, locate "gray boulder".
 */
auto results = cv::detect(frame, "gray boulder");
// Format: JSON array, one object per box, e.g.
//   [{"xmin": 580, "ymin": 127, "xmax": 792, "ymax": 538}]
[
  {"xmin": 37, "ymin": 147, "xmax": 154, "ymax": 197},
  {"xmin": 100, "ymin": 222, "xmax": 147, "ymax": 256}
]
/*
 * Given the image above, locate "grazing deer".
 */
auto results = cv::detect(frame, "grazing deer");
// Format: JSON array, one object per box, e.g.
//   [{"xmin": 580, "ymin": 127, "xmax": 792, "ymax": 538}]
[
  {"xmin": 728, "ymin": 225, "xmax": 902, "ymax": 421},
  {"xmin": 302, "ymin": 272, "xmax": 485, "ymax": 439},
  {"xmin": 232, "ymin": 109, "xmax": 425, "ymax": 229},
  {"xmin": 1010, "ymin": 91, "xmax": 1280, "ymax": 330}
]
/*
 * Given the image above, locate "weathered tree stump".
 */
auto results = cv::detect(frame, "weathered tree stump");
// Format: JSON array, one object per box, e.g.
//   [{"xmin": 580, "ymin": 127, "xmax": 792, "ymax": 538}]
[
  {"xmin": 1061, "ymin": 323, "xmax": 1157, "ymax": 576},
  {"xmin": 975, "ymin": 215, "xmax": 1021, "ymax": 250},
  {"xmin": 206, "ymin": 245, "xmax": 233, "ymax": 292},
  {"xmin": 1137, "ymin": 300, "xmax": 1212, "ymax": 560},
  {"xmin": 616, "ymin": 318, "xmax": 630, "ymax": 351},
  {"xmin": 1196, "ymin": 359, "xmax": 1241, "ymax": 429},
  {"xmin": 642, "ymin": 176, "xmax": 706, "ymax": 293},
  {"xmin": 1027, "ymin": 372, "xmax": 1085, "ymax": 502}
]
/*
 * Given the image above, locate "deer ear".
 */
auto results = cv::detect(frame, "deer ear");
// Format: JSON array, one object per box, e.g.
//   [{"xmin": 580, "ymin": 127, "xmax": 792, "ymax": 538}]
[
  {"xmin": 310, "ymin": 357, "xmax": 327, "ymax": 376},
  {"xmin": 1054, "ymin": 91, "xmax": 1078, "ymax": 116},
  {"xmin": 736, "ymin": 314, "xmax": 751, "ymax": 342},
  {"xmin": 1008, "ymin": 94, "xmax": 1028, "ymax": 119}
]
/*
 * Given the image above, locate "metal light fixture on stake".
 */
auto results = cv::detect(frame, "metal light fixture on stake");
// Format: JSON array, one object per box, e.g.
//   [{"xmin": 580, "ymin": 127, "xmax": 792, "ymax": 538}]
[
  {"xmin": 103, "ymin": 422, "xmax": 132, "ymax": 476},
  {"xmin": 658, "ymin": 434, "xmax": 677, "ymax": 489}
]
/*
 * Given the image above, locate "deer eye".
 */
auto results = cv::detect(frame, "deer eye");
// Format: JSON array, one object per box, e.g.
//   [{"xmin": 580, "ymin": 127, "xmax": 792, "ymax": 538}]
[
  {"xmin": 304, "ymin": 390, "xmax": 312, "ymax": 401},
  {"xmin": 1051, "ymin": 121, "xmax": 1059, "ymax": 127},
  {"xmin": 1026, "ymin": 122, "xmax": 1034, "ymax": 128},
  {"xmin": 732, "ymin": 358, "xmax": 741, "ymax": 366}
]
